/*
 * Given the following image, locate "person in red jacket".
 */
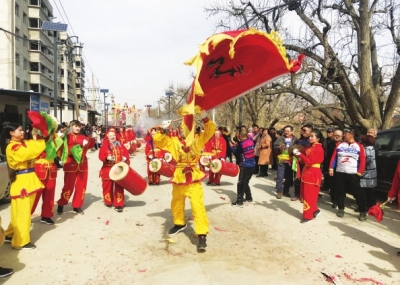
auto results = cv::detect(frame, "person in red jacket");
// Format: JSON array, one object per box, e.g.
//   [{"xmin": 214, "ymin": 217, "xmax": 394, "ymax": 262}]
[
  {"xmin": 387, "ymin": 160, "xmax": 400, "ymax": 210},
  {"xmin": 205, "ymin": 130, "xmax": 227, "ymax": 185},
  {"xmin": 56, "ymin": 120, "xmax": 94, "ymax": 215},
  {"xmin": 98, "ymin": 128, "xmax": 130, "ymax": 212},
  {"xmin": 293, "ymin": 129, "xmax": 325, "ymax": 222},
  {"xmin": 145, "ymin": 128, "xmax": 165, "ymax": 185}
]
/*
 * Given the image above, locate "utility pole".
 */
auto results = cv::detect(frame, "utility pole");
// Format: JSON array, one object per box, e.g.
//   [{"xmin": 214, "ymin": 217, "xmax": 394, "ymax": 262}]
[
  {"xmin": 100, "ymin": 89, "xmax": 109, "ymax": 127},
  {"xmin": 53, "ymin": 31, "xmax": 58, "ymax": 118},
  {"xmin": 165, "ymin": 91, "xmax": 173, "ymax": 119}
]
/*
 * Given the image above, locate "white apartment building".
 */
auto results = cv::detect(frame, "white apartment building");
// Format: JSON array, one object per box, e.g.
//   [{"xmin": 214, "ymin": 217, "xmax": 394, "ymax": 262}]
[{"xmin": 0, "ymin": 0, "xmax": 91, "ymax": 127}]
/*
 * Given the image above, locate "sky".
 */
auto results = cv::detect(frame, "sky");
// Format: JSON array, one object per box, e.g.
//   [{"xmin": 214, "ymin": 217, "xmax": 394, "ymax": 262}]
[{"xmin": 51, "ymin": 0, "xmax": 217, "ymax": 109}]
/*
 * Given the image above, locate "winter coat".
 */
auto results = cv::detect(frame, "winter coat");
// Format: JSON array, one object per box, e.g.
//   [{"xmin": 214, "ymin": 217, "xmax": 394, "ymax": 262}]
[
  {"xmin": 258, "ymin": 134, "xmax": 273, "ymax": 165},
  {"xmin": 360, "ymin": 145, "xmax": 377, "ymax": 188}
]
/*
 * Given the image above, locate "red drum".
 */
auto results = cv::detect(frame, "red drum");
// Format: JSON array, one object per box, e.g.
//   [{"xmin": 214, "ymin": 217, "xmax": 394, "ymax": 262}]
[
  {"xmin": 136, "ymin": 141, "xmax": 142, "ymax": 148},
  {"xmin": 109, "ymin": 162, "xmax": 147, "ymax": 195},
  {"xmin": 200, "ymin": 156, "xmax": 211, "ymax": 166},
  {"xmin": 124, "ymin": 142, "xmax": 134, "ymax": 155},
  {"xmin": 129, "ymin": 143, "xmax": 137, "ymax": 154},
  {"xmin": 148, "ymin": 158, "xmax": 176, "ymax": 178},
  {"xmin": 210, "ymin": 159, "xmax": 239, "ymax": 177}
]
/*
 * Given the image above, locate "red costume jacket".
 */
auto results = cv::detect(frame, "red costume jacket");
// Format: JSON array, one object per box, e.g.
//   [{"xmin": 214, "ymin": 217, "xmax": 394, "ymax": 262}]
[
  {"xmin": 298, "ymin": 143, "xmax": 324, "ymax": 186},
  {"xmin": 205, "ymin": 135, "xmax": 227, "ymax": 160},
  {"xmin": 63, "ymin": 133, "xmax": 95, "ymax": 172},
  {"xmin": 99, "ymin": 140, "xmax": 130, "ymax": 180}
]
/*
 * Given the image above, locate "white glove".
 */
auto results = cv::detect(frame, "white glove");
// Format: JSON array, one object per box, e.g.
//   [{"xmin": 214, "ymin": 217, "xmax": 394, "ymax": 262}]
[
  {"xmin": 220, "ymin": 158, "xmax": 225, "ymax": 161},
  {"xmin": 200, "ymin": 110, "xmax": 207, "ymax": 119},
  {"xmin": 107, "ymin": 155, "xmax": 115, "ymax": 161},
  {"xmin": 133, "ymin": 140, "xmax": 137, "ymax": 144},
  {"xmin": 122, "ymin": 157, "xmax": 127, "ymax": 162},
  {"xmin": 83, "ymin": 139, "xmax": 88, "ymax": 146},
  {"xmin": 148, "ymin": 155, "xmax": 153, "ymax": 159},
  {"xmin": 293, "ymin": 149, "xmax": 301, "ymax": 156},
  {"xmin": 387, "ymin": 197, "xmax": 396, "ymax": 203}
]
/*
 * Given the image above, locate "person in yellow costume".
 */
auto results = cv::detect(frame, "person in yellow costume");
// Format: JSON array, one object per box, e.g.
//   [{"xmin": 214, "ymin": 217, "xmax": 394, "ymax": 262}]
[
  {"xmin": 0, "ymin": 123, "xmax": 45, "ymax": 250},
  {"xmin": 152, "ymin": 110, "xmax": 215, "ymax": 250}
]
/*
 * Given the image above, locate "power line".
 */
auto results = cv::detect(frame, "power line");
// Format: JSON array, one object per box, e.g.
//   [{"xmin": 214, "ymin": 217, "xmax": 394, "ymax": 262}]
[
  {"xmin": 58, "ymin": 0, "xmax": 77, "ymax": 36},
  {"xmin": 50, "ymin": 0, "xmax": 67, "ymax": 28}
]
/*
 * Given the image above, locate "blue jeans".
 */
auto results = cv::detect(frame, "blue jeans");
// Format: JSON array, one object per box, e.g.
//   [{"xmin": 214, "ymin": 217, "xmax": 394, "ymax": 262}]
[{"xmin": 276, "ymin": 163, "xmax": 294, "ymax": 193}]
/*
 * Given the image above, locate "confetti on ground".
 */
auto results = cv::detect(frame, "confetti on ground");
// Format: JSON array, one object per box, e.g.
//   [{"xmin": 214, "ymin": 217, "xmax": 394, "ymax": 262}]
[
  {"xmin": 165, "ymin": 238, "xmax": 176, "ymax": 244},
  {"xmin": 315, "ymin": 258, "xmax": 321, "ymax": 262},
  {"xmin": 139, "ymin": 269, "xmax": 147, "ymax": 273},
  {"xmin": 214, "ymin": 226, "xmax": 227, "ymax": 232},
  {"xmin": 334, "ymin": 254, "xmax": 342, "ymax": 258},
  {"xmin": 344, "ymin": 273, "xmax": 384, "ymax": 285},
  {"xmin": 219, "ymin": 196, "xmax": 226, "ymax": 200},
  {"xmin": 105, "ymin": 220, "xmax": 109, "ymax": 225}
]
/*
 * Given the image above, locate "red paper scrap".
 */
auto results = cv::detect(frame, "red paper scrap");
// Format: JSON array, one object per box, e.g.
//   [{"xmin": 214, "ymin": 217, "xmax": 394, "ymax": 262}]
[
  {"xmin": 188, "ymin": 217, "xmax": 194, "ymax": 221},
  {"xmin": 219, "ymin": 196, "xmax": 226, "ymax": 200},
  {"xmin": 334, "ymin": 254, "xmax": 342, "ymax": 258},
  {"xmin": 139, "ymin": 269, "xmax": 147, "ymax": 273},
  {"xmin": 105, "ymin": 220, "xmax": 109, "ymax": 225},
  {"xmin": 214, "ymin": 226, "xmax": 227, "ymax": 232},
  {"xmin": 315, "ymin": 258, "xmax": 321, "ymax": 262},
  {"xmin": 344, "ymin": 273, "xmax": 384, "ymax": 285}
]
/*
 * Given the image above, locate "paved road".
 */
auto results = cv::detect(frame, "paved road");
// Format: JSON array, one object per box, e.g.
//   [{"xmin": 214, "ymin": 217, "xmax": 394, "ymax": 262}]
[{"xmin": 0, "ymin": 149, "xmax": 399, "ymax": 285}]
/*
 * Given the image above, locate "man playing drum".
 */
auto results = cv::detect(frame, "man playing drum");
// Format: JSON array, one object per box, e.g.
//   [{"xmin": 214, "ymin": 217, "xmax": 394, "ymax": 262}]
[
  {"xmin": 99, "ymin": 128, "xmax": 130, "ymax": 212},
  {"xmin": 145, "ymin": 128, "xmax": 165, "ymax": 185},
  {"xmin": 152, "ymin": 110, "xmax": 216, "ymax": 250},
  {"xmin": 205, "ymin": 130, "xmax": 227, "ymax": 186}
]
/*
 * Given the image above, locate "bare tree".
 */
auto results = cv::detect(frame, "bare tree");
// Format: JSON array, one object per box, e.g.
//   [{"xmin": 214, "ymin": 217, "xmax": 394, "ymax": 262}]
[{"xmin": 205, "ymin": 0, "xmax": 400, "ymax": 130}]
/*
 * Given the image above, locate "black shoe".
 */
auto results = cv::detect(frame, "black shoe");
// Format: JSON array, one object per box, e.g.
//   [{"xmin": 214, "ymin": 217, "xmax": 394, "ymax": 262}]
[
  {"xmin": 336, "ymin": 209, "xmax": 345, "ymax": 218},
  {"xmin": 358, "ymin": 212, "xmax": 367, "ymax": 221},
  {"xmin": 56, "ymin": 205, "xmax": 64, "ymax": 215},
  {"xmin": 313, "ymin": 209, "xmax": 321, "ymax": 219},
  {"xmin": 4, "ymin": 236, "xmax": 12, "ymax": 243},
  {"xmin": 0, "ymin": 267, "xmax": 13, "ymax": 278},
  {"xmin": 397, "ymin": 251, "xmax": 400, "ymax": 257},
  {"xmin": 244, "ymin": 199, "xmax": 253, "ymax": 203},
  {"xmin": 256, "ymin": 175, "xmax": 264, "ymax": 177},
  {"xmin": 168, "ymin": 224, "xmax": 187, "ymax": 235},
  {"xmin": 231, "ymin": 201, "xmax": 244, "ymax": 207},
  {"xmin": 114, "ymin": 206, "xmax": 123, "ymax": 212},
  {"xmin": 198, "ymin": 235, "xmax": 207, "ymax": 250},
  {"xmin": 73, "ymin": 208, "xmax": 84, "ymax": 215},
  {"xmin": 331, "ymin": 203, "xmax": 337, "ymax": 209},
  {"xmin": 40, "ymin": 217, "xmax": 54, "ymax": 225},
  {"xmin": 207, "ymin": 182, "xmax": 212, "ymax": 185},
  {"xmin": 13, "ymin": 242, "xmax": 36, "ymax": 250},
  {"xmin": 283, "ymin": 192, "xmax": 291, "ymax": 198},
  {"xmin": 354, "ymin": 208, "xmax": 359, "ymax": 213},
  {"xmin": 104, "ymin": 203, "xmax": 112, "ymax": 208}
]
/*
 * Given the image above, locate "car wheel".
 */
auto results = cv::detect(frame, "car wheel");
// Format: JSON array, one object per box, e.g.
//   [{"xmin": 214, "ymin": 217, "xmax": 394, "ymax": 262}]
[{"xmin": 0, "ymin": 182, "xmax": 11, "ymax": 205}]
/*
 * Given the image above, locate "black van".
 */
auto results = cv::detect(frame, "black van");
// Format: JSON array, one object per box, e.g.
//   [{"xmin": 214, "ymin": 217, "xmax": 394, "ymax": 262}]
[{"xmin": 376, "ymin": 127, "xmax": 400, "ymax": 192}]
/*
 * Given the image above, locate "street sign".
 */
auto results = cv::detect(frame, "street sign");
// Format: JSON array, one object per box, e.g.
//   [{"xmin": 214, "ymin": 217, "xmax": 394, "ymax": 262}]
[
  {"xmin": 100, "ymin": 89, "xmax": 109, "ymax": 93},
  {"xmin": 165, "ymin": 91, "xmax": 173, "ymax": 97}
]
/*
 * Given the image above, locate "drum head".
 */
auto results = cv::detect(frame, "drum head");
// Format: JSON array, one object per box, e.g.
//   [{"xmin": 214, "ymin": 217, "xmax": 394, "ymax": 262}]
[
  {"xmin": 124, "ymin": 143, "xmax": 131, "ymax": 149},
  {"xmin": 109, "ymin": 162, "xmax": 129, "ymax": 181},
  {"xmin": 210, "ymin": 159, "xmax": 222, "ymax": 173},
  {"xmin": 149, "ymin": 158, "xmax": 161, "ymax": 172},
  {"xmin": 200, "ymin": 156, "xmax": 210, "ymax": 166},
  {"xmin": 164, "ymin": 152, "xmax": 172, "ymax": 162}
]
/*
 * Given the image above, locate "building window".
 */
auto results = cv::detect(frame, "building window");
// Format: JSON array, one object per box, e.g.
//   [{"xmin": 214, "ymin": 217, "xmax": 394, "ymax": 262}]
[
  {"xmin": 29, "ymin": 18, "xmax": 41, "ymax": 28},
  {"xmin": 29, "ymin": 0, "xmax": 40, "ymax": 6},
  {"xmin": 23, "ymin": 59, "xmax": 28, "ymax": 70},
  {"xmin": 76, "ymin": 72, "xmax": 81, "ymax": 78},
  {"xmin": 24, "ymin": 81, "xmax": 28, "ymax": 91},
  {"xmin": 23, "ymin": 13, "xmax": 27, "ymax": 25},
  {"xmin": 30, "ymin": 41, "xmax": 40, "ymax": 50},
  {"xmin": 15, "ymin": 53, "xmax": 20, "ymax": 66},
  {"xmin": 30, "ymin": 62, "xmax": 40, "ymax": 72},
  {"xmin": 16, "ymin": 77, "xmax": 20, "ymax": 90},
  {"xmin": 15, "ymin": 28, "xmax": 20, "ymax": 42},
  {"xmin": 15, "ymin": 3, "xmax": 19, "ymax": 17},
  {"xmin": 23, "ymin": 35, "xmax": 28, "ymax": 47},
  {"xmin": 75, "ymin": 61, "xmax": 81, "ymax": 67},
  {"xmin": 30, "ymin": 84, "xmax": 39, "ymax": 92}
]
